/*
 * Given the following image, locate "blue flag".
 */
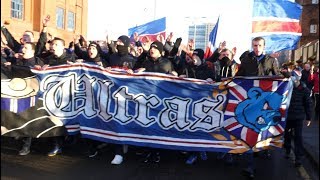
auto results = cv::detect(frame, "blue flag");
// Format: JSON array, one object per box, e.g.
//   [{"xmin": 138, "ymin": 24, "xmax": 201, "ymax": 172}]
[{"xmin": 128, "ymin": 17, "xmax": 166, "ymax": 42}]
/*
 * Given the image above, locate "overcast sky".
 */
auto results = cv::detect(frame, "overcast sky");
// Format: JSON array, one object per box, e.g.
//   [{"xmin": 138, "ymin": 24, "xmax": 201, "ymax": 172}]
[{"xmin": 87, "ymin": 0, "xmax": 254, "ymax": 59}]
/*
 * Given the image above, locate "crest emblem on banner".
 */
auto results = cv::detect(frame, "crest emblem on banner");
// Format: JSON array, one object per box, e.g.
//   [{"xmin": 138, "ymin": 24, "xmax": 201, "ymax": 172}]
[{"xmin": 223, "ymin": 79, "xmax": 287, "ymax": 147}]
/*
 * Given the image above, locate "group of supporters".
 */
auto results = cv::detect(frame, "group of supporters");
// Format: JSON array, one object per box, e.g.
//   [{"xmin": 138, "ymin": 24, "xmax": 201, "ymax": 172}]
[{"xmin": 1, "ymin": 16, "xmax": 319, "ymax": 179}]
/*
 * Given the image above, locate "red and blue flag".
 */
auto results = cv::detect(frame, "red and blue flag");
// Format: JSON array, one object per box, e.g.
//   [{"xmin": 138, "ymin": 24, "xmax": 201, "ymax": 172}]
[
  {"xmin": 252, "ymin": 0, "xmax": 302, "ymax": 53},
  {"xmin": 128, "ymin": 17, "xmax": 166, "ymax": 42},
  {"xmin": 204, "ymin": 17, "xmax": 220, "ymax": 59}
]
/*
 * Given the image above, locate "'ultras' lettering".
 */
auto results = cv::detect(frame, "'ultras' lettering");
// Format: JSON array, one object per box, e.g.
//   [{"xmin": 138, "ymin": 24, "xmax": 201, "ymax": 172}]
[
  {"xmin": 42, "ymin": 73, "xmax": 97, "ymax": 118},
  {"xmin": 159, "ymin": 97, "xmax": 191, "ymax": 130},
  {"xmin": 40, "ymin": 73, "xmax": 226, "ymax": 132}
]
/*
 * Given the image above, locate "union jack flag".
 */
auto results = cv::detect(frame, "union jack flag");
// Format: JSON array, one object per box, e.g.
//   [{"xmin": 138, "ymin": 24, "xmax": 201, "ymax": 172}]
[{"xmin": 223, "ymin": 77, "xmax": 290, "ymax": 147}]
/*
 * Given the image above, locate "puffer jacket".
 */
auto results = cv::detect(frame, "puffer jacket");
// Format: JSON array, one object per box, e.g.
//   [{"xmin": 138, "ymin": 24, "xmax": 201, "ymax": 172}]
[{"xmin": 287, "ymin": 82, "xmax": 312, "ymax": 121}]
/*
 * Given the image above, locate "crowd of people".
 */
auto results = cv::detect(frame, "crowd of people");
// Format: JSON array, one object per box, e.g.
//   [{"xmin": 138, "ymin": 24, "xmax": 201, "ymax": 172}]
[{"xmin": 1, "ymin": 16, "xmax": 319, "ymax": 179}]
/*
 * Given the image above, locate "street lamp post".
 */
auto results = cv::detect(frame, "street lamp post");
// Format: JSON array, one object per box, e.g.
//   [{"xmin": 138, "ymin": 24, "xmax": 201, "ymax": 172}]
[{"xmin": 154, "ymin": 0, "xmax": 157, "ymax": 20}]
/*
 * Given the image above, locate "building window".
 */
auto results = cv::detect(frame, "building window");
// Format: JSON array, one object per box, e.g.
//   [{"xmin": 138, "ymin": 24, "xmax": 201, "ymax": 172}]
[
  {"xmin": 67, "ymin": 11, "xmax": 75, "ymax": 31},
  {"xmin": 11, "ymin": 0, "xmax": 23, "ymax": 19},
  {"xmin": 56, "ymin": 7, "xmax": 65, "ymax": 29},
  {"xmin": 310, "ymin": 24, "xmax": 317, "ymax": 34},
  {"xmin": 312, "ymin": 0, "xmax": 318, "ymax": 4}
]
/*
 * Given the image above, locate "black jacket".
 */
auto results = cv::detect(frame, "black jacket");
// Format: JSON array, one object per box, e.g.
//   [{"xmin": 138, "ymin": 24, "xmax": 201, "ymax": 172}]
[
  {"xmin": 9, "ymin": 57, "xmax": 43, "ymax": 78},
  {"xmin": 74, "ymin": 43, "xmax": 103, "ymax": 64},
  {"xmin": 236, "ymin": 52, "xmax": 280, "ymax": 76},
  {"xmin": 182, "ymin": 62, "xmax": 215, "ymax": 80},
  {"xmin": 15, "ymin": 57, "xmax": 42, "ymax": 67},
  {"xmin": 287, "ymin": 83, "xmax": 312, "ymax": 121},
  {"xmin": 43, "ymin": 52, "xmax": 75, "ymax": 66},
  {"xmin": 107, "ymin": 53, "xmax": 136, "ymax": 69},
  {"xmin": 142, "ymin": 56, "xmax": 174, "ymax": 74}
]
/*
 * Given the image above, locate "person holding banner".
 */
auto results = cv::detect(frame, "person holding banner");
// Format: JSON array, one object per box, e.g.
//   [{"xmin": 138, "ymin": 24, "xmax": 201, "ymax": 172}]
[
  {"xmin": 135, "ymin": 40, "xmax": 176, "ymax": 163},
  {"xmin": 178, "ymin": 48, "xmax": 213, "ymax": 164},
  {"xmin": 236, "ymin": 37, "xmax": 281, "ymax": 178},
  {"xmin": 179, "ymin": 48, "xmax": 214, "ymax": 81},
  {"xmin": 74, "ymin": 37, "xmax": 104, "ymax": 67},
  {"xmin": 3, "ymin": 42, "xmax": 43, "ymax": 156},
  {"xmin": 36, "ymin": 37, "xmax": 76, "ymax": 157},
  {"xmin": 104, "ymin": 35, "xmax": 137, "ymax": 165},
  {"xmin": 211, "ymin": 47, "xmax": 238, "ymax": 165},
  {"xmin": 106, "ymin": 35, "xmax": 136, "ymax": 70}
]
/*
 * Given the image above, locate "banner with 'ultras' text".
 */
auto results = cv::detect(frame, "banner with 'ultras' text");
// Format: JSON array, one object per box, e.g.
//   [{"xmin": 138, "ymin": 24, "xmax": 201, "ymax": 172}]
[{"xmin": 1, "ymin": 63, "xmax": 293, "ymax": 153}]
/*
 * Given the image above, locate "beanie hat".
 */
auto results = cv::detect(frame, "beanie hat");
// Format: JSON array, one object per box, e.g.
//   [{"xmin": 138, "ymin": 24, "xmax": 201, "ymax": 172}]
[
  {"xmin": 192, "ymin": 49, "xmax": 204, "ymax": 60},
  {"xmin": 88, "ymin": 42, "xmax": 101, "ymax": 54},
  {"xmin": 118, "ymin": 35, "xmax": 130, "ymax": 47},
  {"xmin": 150, "ymin": 41, "xmax": 164, "ymax": 54}
]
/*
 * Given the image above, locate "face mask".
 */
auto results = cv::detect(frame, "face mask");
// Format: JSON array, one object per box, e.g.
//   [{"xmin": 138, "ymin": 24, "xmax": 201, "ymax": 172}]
[
  {"xmin": 221, "ymin": 56, "xmax": 230, "ymax": 62},
  {"xmin": 117, "ymin": 45, "xmax": 128, "ymax": 55}
]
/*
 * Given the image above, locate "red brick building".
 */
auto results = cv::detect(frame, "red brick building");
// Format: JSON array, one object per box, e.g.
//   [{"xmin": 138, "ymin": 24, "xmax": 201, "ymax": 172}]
[
  {"xmin": 1, "ymin": 0, "xmax": 88, "ymax": 46},
  {"xmin": 296, "ymin": 0, "xmax": 319, "ymax": 46}
]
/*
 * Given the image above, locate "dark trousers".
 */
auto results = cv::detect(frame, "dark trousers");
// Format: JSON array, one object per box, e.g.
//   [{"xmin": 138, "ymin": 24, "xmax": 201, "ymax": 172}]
[
  {"xmin": 114, "ymin": 144, "xmax": 124, "ymax": 156},
  {"xmin": 87, "ymin": 139, "xmax": 101, "ymax": 151},
  {"xmin": 246, "ymin": 152, "xmax": 255, "ymax": 171},
  {"xmin": 53, "ymin": 136, "xmax": 64, "ymax": 147},
  {"xmin": 314, "ymin": 93, "xmax": 319, "ymax": 121},
  {"xmin": 284, "ymin": 120, "xmax": 304, "ymax": 160}
]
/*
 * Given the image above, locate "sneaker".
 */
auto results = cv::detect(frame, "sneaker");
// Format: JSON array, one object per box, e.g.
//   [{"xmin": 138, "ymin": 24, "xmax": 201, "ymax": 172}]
[
  {"xmin": 152, "ymin": 152, "xmax": 160, "ymax": 163},
  {"xmin": 186, "ymin": 154, "xmax": 198, "ymax": 165},
  {"xmin": 19, "ymin": 146, "xmax": 30, "ymax": 156},
  {"xmin": 111, "ymin": 154, "xmax": 123, "ymax": 165},
  {"xmin": 200, "ymin": 152, "xmax": 208, "ymax": 161},
  {"xmin": 47, "ymin": 146, "xmax": 62, "ymax": 157},
  {"xmin": 88, "ymin": 150, "xmax": 98, "ymax": 158}
]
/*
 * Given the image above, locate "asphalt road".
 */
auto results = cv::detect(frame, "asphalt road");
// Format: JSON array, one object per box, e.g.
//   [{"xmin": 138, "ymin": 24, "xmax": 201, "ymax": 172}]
[{"xmin": 1, "ymin": 137, "xmax": 319, "ymax": 180}]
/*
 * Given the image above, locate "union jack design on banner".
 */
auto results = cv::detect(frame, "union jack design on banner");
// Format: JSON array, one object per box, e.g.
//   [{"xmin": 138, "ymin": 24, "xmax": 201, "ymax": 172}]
[{"xmin": 223, "ymin": 77, "xmax": 290, "ymax": 147}]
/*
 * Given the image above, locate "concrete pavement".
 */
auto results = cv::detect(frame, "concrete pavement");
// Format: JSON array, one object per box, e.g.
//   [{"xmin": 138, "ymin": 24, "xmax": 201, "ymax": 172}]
[{"xmin": 303, "ymin": 120, "xmax": 319, "ymax": 169}]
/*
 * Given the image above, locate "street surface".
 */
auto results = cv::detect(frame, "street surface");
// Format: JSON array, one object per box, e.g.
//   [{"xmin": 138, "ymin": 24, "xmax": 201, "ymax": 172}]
[{"xmin": 1, "ymin": 137, "xmax": 319, "ymax": 180}]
